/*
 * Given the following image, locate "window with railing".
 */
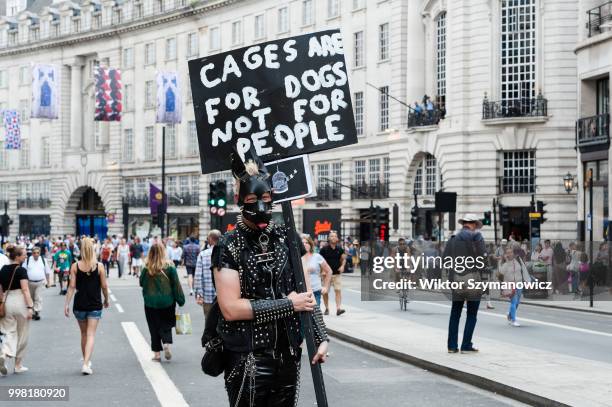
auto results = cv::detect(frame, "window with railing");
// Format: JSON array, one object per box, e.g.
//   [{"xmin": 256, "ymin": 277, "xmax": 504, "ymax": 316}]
[
  {"xmin": 482, "ymin": 92, "xmax": 547, "ymax": 119},
  {"xmin": 352, "ymin": 157, "xmax": 390, "ymax": 199},
  {"xmin": 17, "ymin": 181, "xmax": 50, "ymax": 208},
  {"xmin": 501, "ymin": 0, "xmax": 536, "ymax": 105},
  {"xmin": 311, "ymin": 162, "xmax": 342, "ymax": 201},
  {"xmin": 500, "ymin": 150, "xmax": 535, "ymax": 194},
  {"xmin": 587, "ymin": 2, "xmax": 612, "ymax": 37}
]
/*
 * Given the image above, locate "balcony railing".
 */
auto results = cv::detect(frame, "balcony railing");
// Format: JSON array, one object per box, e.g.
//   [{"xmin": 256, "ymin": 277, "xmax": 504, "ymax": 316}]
[
  {"xmin": 309, "ymin": 185, "xmax": 342, "ymax": 201},
  {"xmin": 576, "ymin": 113, "xmax": 610, "ymax": 150},
  {"xmin": 350, "ymin": 181, "xmax": 390, "ymax": 199},
  {"xmin": 407, "ymin": 107, "xmax": 443, "ymax": 128},
  {"xmin": 168, "ymin": 193, "xmax": 199, "ymax": 206},
  {"xmin": 16, "ymin": 197, "xmax": 51, "ymax": 209},
  {"xmin": 124, "ymin": 195, "xmax": 149, "ymax": 208},
  {"xmin": 482, "ymin": 94, "xmax": 547, "ymax": 120},
  {"xmin": 497, "ymin": 176, "xmax": 535, "ymax": 195},
  {"xmin": 587, "ymin": 1, "xmax": 612, "ymax": 37}
]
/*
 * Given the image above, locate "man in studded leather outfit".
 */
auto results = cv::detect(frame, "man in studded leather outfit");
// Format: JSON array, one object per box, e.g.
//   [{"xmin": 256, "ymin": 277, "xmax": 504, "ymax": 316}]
[{"xmin": 212, "ymin": 150, "xmax": 329, "ymax": 407}]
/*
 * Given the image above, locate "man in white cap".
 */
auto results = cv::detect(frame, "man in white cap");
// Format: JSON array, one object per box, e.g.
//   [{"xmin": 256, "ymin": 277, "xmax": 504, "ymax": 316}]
[{"xmin": 443, "ymin": 213, "xmax": 487, "ymax": 354}]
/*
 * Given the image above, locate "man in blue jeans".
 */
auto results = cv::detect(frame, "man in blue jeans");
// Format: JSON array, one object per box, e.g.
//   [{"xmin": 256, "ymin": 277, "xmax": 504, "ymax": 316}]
[{"xmin": 444, "ymin": 214, "xmax": 487, "ymax": 354}]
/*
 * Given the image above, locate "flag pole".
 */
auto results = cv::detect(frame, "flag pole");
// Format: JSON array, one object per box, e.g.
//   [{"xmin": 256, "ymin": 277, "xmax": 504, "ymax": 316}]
[{"xmin": 161, "ymin": 125, "xmax": 166, "ymax": 238}]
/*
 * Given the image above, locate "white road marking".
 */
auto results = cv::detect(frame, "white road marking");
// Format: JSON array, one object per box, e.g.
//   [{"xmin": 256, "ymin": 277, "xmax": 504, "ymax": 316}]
[
  {"xmin": 346, "ymin": 288, "xmax": 612, "ymax": 338},
  {"xmin": 121, "ymin": 322, "xmax": 188, "ymax": 407},
  {"xmin": 115, "ymin": 303, "xmax": 124, "ymax": 313},
  {"xmin": 110, "ymin": 294, "xmax": 117, "ymax": 302}
]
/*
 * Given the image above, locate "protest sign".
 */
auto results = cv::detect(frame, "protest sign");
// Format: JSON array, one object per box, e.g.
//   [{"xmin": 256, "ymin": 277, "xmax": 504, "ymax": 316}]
[{"xmin": 188, "ymin": 29, "xmax": 357, "ymax": 174}]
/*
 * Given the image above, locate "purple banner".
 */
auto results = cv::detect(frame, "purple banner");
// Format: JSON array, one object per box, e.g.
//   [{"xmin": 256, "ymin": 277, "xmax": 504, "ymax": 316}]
[{"xmin": 149, "ymin": 183, "xmax": 165, "ymax": 216}]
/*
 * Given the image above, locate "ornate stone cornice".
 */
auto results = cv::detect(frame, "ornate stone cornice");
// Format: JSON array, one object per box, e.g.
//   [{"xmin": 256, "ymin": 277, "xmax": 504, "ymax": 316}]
[{"xmin": 0, "ymin": 0, "xmax": 240, "ymax": 57}]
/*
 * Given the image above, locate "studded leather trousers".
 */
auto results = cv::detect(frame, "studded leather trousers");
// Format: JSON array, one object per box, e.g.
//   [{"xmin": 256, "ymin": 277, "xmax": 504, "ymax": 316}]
[{"xmin": 225, "ymin": 349, "xmax": 300, "ymax": 407}]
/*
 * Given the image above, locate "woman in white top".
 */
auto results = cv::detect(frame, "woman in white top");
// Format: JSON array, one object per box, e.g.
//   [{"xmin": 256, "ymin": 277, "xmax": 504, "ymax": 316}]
[
  {"xmin": 170, "ymin": 241, "xmax": 183, "ymax": 269},
  {"xmin": 116, "ymin": 239, "xmax": 130, "ymax": 279},
  {"xmin": 302, "ymin": 235, "xmax": 332, "ymax": 307},
  {"xmin": 497, "ymin": 248, "xmax": 531, "ymax": 327}
]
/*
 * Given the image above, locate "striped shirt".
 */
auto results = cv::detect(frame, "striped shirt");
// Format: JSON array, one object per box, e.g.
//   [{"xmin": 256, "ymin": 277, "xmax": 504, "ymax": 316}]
[{"xmin": 194, "ymin": 247, "xmax": 215, "ymax": 303}]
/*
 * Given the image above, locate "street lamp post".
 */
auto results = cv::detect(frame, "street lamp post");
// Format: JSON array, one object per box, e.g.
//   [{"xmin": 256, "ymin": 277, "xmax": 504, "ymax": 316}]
[{"xmin": 588, "ymin": 169, "xmax": 594, "ymax": 308}]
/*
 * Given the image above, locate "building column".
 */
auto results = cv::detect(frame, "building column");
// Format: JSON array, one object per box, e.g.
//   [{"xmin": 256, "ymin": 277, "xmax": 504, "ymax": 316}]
[{"xmin": 69, "ymin": 57, "xmax": 85, "ymax": 150}]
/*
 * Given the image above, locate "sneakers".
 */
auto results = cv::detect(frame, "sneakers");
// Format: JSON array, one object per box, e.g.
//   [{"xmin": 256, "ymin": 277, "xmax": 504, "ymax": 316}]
[
  {"xmin": 510, "ymin": 321, "xmax": 521, "ymax": 327},
  {"xmin": 14, "ymin": 366, "xmax": 29, "ymax": 373},
  {"xmin": 336, "ymin": 309, "xmax": 346, "ymax": 316},
  {"xmin": 189, "ymin": 290, "xmax": 194, "ymax": 296},
  {"xmin": 323, "ymin": 309, "xmax": 329, "ymax": 316},
  {"xmin": 447, "ymin": 348, "xmax": 459, "ymax": 354},
  {"xmin": 81, "ymin": 364, "xmax": 93, "ymax": 375},
  {"xmin": 486, "ymin": 303, "xmax": 495, "ymax": 309},
  {"xmin": 164, "ymin": 346, "xmax": 172, "ymax": 361},
  {"xmin": 0, "ymin": 355, "xmax": 7, "ymax": 375},
  {"xmin": 460, "ymin": 347, "xmax": 479, "ymax": 354}
]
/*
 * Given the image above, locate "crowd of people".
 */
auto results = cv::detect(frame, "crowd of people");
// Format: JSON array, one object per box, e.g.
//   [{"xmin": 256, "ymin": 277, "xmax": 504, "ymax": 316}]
[{"xmin": 0, "ymin": 233, "xmax": 210, "ymax": 377}]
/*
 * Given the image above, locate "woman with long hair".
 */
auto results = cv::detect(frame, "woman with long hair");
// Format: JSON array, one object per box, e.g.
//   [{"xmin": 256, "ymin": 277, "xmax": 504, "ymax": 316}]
[
  {"xmin": 140, "ymin": 243, "xmax": 185, "ymax": 361},
  {"xmin": 497, "ymin": 248, "xmax": 530, "ymax": 327},
  {"xmin": 552, "ymin": 242, "xmax": 569, "ymax": 294},
  {"xmin": 64, "ymin": 237, "xmax": 109, "ymax": 375},
  {"xmin": 302, "ymin": 235, "xmax": 332, "ymax": 307},
  {"xmin": 0, "ymin": 245, "xmax": 34, "ymax": 375}
]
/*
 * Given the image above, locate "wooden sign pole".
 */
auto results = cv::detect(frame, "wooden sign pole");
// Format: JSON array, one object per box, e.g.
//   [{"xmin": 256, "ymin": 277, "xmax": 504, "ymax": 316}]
[{"xmin": 281, "ymin": 200, "xmax": 329, "ymax": 407}]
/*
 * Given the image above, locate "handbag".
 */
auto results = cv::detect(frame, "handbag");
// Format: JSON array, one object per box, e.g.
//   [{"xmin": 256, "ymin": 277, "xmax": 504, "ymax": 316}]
[
  {"xmin": 201, "ymin": 300, "xmax": 226, "ymax": 377},
  {"xmin": 0, "ymin": 266, "xmax": 18, "ymax": 319},
  {"xmin": 175, "ymin": 309, "xmax": 192, "ymax": 335}
]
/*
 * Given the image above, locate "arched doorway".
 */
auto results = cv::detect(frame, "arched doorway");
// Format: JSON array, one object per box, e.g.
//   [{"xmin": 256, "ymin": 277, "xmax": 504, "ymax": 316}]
[{"xmin": 75, "ymin": 187, "xmax": 108, "ymax": 239}]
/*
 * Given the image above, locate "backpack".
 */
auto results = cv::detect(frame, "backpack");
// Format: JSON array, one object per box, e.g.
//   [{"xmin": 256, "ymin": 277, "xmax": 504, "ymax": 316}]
[{"xmin": 444, "ymin": 235, "xmax": 485, "ymax": 301}]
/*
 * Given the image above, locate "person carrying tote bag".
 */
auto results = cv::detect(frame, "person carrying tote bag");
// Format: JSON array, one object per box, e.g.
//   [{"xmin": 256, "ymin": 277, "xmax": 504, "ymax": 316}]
[
  {"xmin": 140, "ymin": 243, "xmax": 185, "ymax": 362},
  {"xmin": 0, "ymin": 245, "xmax": 34, "ymax": 375}
]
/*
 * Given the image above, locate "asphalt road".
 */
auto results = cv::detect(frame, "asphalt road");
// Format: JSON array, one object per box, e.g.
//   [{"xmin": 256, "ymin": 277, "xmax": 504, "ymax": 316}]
[
  {"xmin": 0, "ymin": 267, "xmax": 527, "ymax": 407},
  {"xmin": 341, "ymin": 275, "xmax": 612, "ymax": 364}
]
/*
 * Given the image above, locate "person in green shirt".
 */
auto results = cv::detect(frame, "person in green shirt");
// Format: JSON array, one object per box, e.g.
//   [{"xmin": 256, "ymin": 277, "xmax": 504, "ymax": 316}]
[
  {"xmin": 53, "ymin": 242, "xmax": 73, "ymax": 295},
  {"xmin": 140, "ymin": 242, "xmax": 185, "ymax": 362}
]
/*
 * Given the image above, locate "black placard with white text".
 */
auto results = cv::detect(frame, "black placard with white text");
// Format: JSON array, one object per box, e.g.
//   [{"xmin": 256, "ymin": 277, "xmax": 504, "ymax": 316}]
[{"xmin": 188, "ymin": 30, "xmax": 358, "ymax": 174}]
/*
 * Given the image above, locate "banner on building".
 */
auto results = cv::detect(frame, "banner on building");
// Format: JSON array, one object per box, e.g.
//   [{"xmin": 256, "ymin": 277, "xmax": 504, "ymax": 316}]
[
  {"xmin": 31, "ymin": 64, "xmax": 60, "ymax": 119},
  {"xmin": 156, "ymin": 71, "xmax": 182, "ymax": 124},
  {"xmin": 94, "ymin": 67, "xmax": 122, "ymax": 121},
  {"xmin": 3, "ymin": 110, "xmax": 21, "ymax": 150},
  {"xmin": 188, "ymin": 29, "xmax": 358, "ymax": 174},
  {"xmin": 149, "ymin": 183, "xmax": 166, "ymax": 216}
]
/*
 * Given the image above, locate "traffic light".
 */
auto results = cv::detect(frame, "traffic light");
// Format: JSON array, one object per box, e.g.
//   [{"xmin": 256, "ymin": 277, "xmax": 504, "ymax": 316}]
[
  {"xmin": 483, "ymin": 211, "xmax": 492, "ymax": 226},
  {"xmin": 208, "ymin": 182, "xmax": 217, "ymax": 207},
  {"xmin": 537, "ymin": 200, "xmax": 547, "ymax": 224},
  {"xmin": 410, "ymin": 207, "xmax": 418, "ymax": 224},
  {"xmin": 215, "ymin": 180, "xmax": 227, "ymax": 210}
]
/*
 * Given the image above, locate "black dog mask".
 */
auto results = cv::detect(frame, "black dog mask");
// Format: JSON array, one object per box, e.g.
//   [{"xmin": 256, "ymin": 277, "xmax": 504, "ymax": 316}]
[{"xmin": 230, "ymin": 148, "xmax": 273, "ymax": 229}]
